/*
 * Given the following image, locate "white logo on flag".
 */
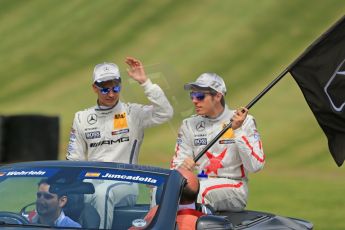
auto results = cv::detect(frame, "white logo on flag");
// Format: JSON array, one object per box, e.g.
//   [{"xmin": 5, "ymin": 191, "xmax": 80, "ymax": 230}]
[{"xmin": 324, "ymin": 59, "xmax": 345, "ymax": 112}]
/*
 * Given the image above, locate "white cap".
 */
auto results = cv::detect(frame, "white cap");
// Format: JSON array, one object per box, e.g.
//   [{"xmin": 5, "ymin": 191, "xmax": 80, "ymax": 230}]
[
  {"xmin": 93, "ymin": 62, "xmax": 121, "ymax": 83},
  {"xmin": 184, "ymin": 73, "xmax": 227, "ymax": 95}
]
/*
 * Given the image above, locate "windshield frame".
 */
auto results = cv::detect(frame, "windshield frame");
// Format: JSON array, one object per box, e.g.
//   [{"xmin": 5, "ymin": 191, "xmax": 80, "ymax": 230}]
[{"xmin": 0, "ymin": 160, "xmax": 174, "ymax": 229}]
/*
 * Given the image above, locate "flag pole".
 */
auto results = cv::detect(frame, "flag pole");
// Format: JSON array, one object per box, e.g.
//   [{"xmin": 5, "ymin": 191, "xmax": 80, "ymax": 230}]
[{"xmin": 193, "ymin": 15, "xmax": 345, "ymax": 163}]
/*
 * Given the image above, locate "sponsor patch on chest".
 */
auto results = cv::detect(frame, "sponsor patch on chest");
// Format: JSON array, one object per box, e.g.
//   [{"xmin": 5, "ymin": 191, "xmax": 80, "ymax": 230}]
[
  {"xmin": 85, "ymin": 131, "xmax": 101, "ymax": 139},
  {"xmin": 112, "ymin": 128, "xmax": 129, "ymax": 135},
  {"xmin": 114, "ymin": 112, "xmax": 128, "ymax": 130},
  {"xmin": 194, "ymin": 138, "xmax": 207, "ymax": 146},
  {"xmin": 219, "ymin": 139, "xmax": 235, "ymax": 144},
  {"xmin": 220, "ymin": 124, "xmax": 234, "ymax": 139}
]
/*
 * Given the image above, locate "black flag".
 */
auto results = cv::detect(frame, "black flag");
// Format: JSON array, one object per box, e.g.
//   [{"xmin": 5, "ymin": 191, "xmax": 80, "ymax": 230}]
[{"xmin": 289, "ymin": 15, "xmax": 345, "ymax": 167}]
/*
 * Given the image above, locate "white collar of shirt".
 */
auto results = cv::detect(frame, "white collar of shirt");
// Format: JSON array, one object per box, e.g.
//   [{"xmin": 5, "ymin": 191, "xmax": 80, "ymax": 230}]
[
  {"xmin": 54, "ymin": 211, "xmax": 66, "ymax": 226},
  {"xmin": 178, "ymin": 203, "xmax": 196, "ymax": 211}
]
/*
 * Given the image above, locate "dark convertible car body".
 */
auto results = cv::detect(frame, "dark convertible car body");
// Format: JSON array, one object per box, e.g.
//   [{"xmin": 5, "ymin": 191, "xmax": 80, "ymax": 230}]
[{"xmin": 0, "ymin": 161, "xmax": 313, "ymax": 229}]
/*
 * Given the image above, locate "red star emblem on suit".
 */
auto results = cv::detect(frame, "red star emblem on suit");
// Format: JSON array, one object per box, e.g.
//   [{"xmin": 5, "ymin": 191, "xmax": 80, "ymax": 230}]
[{"xmin": 204, "ymin": 148, "xmax": 227, "ymax": 175}]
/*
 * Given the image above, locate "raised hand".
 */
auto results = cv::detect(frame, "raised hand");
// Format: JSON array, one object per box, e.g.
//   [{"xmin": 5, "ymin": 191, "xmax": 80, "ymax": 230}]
[{"xmin": 125, "ymin": 57, "xmax": 148, "ymax": 84}]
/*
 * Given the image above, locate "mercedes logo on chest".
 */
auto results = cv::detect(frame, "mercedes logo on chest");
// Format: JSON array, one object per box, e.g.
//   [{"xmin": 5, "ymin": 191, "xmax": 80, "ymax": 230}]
[
  {"xmin": 196, "ymin": 121, "xmax": 205, "ymax": 131},
  {"xmin": 87, "ymin": 114, "xmax": 98, "ymax": 125}
]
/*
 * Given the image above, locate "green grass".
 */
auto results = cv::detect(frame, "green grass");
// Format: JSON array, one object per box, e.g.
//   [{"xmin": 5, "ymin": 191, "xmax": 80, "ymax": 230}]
[
  {"xmin": 0, "ymin": 177, "xmax": 39, "ymax": 212},
  {"xmin": 1, "ymin": 1, "xmax": 345, "ymax": 229}
]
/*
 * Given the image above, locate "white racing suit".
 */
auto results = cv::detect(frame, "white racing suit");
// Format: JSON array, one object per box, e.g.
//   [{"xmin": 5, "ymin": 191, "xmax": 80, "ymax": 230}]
[
  {"xmin": 171, "ymin": 105, "xmax": 265, "ymax": 211},
  {"xmin": 67, "ymin": 79, "xmax": 173, "ymax": 229}
]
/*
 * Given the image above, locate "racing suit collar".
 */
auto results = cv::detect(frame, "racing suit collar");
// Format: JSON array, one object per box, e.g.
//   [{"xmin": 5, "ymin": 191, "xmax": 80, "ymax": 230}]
[
  {"xmin": 95, "ymin": 99, "xmax": 119, "ymax": 111},
  {"xmin": 204, "ymin": 105, "xmax": 230, "ymax": 122}
]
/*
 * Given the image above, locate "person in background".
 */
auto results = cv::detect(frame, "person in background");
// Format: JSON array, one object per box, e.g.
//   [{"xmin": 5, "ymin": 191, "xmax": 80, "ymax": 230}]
[
  {"xmin": 30, "ymin": 179, "xmax": 81, "ymax": 228},
  {"xmin": 171, "ymin": 73, "xmax": 265, "ymax": 212},
  {"xmin": 67, "ymin": 57, "xmax": 173, "ymax": 229}
]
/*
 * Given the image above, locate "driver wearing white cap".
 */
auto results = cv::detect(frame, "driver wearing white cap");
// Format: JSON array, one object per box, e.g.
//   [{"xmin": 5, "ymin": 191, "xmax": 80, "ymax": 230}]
[
  {"xmin": 171, "ymin": 73, "xmax": 265, "ymax": 212},
  {"xmin": 67, "ymin": 57, "xmax": 173, "ymax": 229}
]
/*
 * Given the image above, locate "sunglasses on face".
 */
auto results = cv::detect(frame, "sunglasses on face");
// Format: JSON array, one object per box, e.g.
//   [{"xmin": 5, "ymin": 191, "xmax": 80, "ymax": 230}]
[
  {"xmin": 37, "ymin": 192, "xmax": 55, "ymax": 200},
  {"xmin": 189, "ymin": 92, "xmax": 212, "ymax": 101},
  {"xmin": 95, "ymin": 84, "xmax": 121, "ymax": 94}
]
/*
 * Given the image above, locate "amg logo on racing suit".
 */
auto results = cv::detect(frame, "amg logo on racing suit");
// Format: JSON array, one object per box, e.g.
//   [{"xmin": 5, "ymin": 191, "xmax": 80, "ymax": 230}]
[
  {"xmin": 90, "ymin": 136, "xmax": 129, "ymax": 147},
  {"xmin": 85, "ymin": 131, "xmax": 101, "ymax": 139},
  {"xmin": 194, "ymin": 138, "xmax": 207, "ymax": 146}
]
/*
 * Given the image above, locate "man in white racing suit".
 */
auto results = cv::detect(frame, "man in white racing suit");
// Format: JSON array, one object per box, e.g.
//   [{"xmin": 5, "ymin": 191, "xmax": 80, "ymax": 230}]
[
  {"xmin": 67, "ymin": 57, "xmax": 173, "ymax": 229},
  {"xmin": 171, "ymin": 73, "xmax": 265, "ymax": 212}
]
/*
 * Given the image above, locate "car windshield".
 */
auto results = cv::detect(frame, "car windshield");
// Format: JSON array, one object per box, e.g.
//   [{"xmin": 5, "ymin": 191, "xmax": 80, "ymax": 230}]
[{"xmin": 0, "ymin": 163, "xmax": 168, "ymax": 230}]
